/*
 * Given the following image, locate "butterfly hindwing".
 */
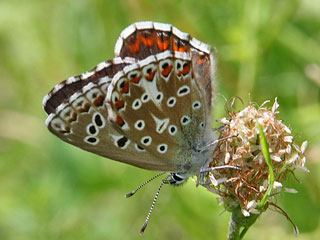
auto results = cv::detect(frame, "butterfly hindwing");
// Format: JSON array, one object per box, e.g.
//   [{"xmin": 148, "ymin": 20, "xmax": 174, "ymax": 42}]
[
  {"xmin": 44, "ymin": 59, "xmax": 179, "ymax": 171},
  {"xmin": 115, "ymin": 21, "xmax": 211, "ymax": 60}
]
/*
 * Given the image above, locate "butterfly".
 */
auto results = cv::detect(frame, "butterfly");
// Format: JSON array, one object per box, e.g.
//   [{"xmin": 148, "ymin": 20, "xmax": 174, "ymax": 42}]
[{"xmin": 43, "ymin": 21, "xmax": 218, "ymax": 233}]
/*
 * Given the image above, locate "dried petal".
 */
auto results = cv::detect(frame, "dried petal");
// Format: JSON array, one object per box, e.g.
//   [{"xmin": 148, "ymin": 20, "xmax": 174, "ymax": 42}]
[
  {"xmin": 284, "ymin": 188, "xmax": 298, "ymax": 194},
  {"xmin": 247, "ymin": 200, "xmax": 257, "ymax": 209},
  {"xmin": 225, "ymin": 152, "xmax": 230, "ymax": 164},
  {"xmin": 249, "ymin": 208, "xmax": 260, "ymax": 214},
  {"xmin": 271, "ymin": 155, "xmax": 282, "ymax": 162},
  {"xmin": 282, "ymin": 124, "xmax": 292, "ymax": 134},
  {"xmin": 273, "ymin": 181, "xmax": 283, "ymax": 189},
  {"xmin": 271, "ymin": 98, "xmax": 279, "ymax": 113},
  {"xmin": 283, "ymin": 136, "xmax": 293, "ymax": 143},
  {"xmin": 241, "ymin": 209, "xmax": 250, "ymax": 217},
  {"xmin": 301, "ymin": 141, "xmax": 308, "ymax": 154}
]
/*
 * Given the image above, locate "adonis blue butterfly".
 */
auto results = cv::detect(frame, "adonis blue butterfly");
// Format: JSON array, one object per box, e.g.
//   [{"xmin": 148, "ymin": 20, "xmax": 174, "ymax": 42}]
[{"xmin": 43, "ymin": 21, "xmax": 219, "ymax": 233}]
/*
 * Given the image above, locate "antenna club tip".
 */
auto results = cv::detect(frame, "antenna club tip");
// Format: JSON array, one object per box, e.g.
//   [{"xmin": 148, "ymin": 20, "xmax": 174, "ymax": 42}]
[
  {"xmin": 125, "ymin": 192, "xmax": 135, "ymax": 198},
  {"xmin": 140, "ymin": 222, "xmax": 148, "ymax": 235}
]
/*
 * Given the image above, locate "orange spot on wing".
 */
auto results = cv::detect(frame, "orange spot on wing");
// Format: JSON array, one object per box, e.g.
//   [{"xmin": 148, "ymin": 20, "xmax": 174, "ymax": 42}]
[
  {"xmin": 116, "ymin": 115, "xmax": 125, "ymax": 127},
  {"xmin": 178, "ymin": 44, "xmax": 188, "ymax": 52},
  {"xmin": 130, "ymin": 76, "xmax": 141, "ymax": 83},
  {"xmin": 94, "ymin": 95, "xmax": 104, "ymax": 107},
  {"xmin": 156, "ymin": 36, "xmax": 169, "ymax": 51},
  {"xmin": 146, "ymin": 70, "xmax": 156, "ymax": 81},
  {"xmin": 115, "ymin": 100, "xmax": 124, "ymax": 110},
  {"xmin": 182, "ymin": 63, "xmax": 190, "ymax": 75},
  {"xmin": 161, "ymin": 65, "xmax": 173, "ymax": 77},
  {"xmin": 173, "ymin": 38, "xmax": 189, "ymax": 52},
  {"xmin": 79, "ymin": 103, "xmax": 90, "ymax": 113},
  {"xmin": 69, "ymin": 113, "xmax": 78, "ymax": 123},
  {"xmin": 128, "ymin": 35, "xmax": 140, "ymax": 53},
  {"xmin": 120, "ymin": 82, "xmax": 129, "ymax": 94},
  {"xmin": 173, "ymin": 39, "xmax": 179, "ymax": 52},
  {"xmin": 140, "ymin": 32, "xmax": 154, "ymax": 47},
  {"xmin": 196, "ymin": 55, "xmax": 209, "ymax": 64}
]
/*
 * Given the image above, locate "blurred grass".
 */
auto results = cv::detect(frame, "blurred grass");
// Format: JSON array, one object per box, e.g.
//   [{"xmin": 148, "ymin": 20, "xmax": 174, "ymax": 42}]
[{"xmin": 0, "ymin": 0, "xmax": 319, "ymax": 239}]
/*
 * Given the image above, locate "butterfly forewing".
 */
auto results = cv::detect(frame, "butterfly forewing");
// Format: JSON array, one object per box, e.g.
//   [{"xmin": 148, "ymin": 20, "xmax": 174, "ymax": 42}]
[{"xmin": 106, "ymin": 50, "xmax": 207, "ymax": 170}]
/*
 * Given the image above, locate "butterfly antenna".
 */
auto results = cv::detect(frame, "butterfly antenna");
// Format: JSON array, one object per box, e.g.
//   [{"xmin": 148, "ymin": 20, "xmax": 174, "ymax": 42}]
[
  {"xmin": 140, "ymin": 174, "xmax": 170, "ymax": 235},
  {"xmin": 125, "ymin": 172, "xmax": 166, "ymax": 198}
]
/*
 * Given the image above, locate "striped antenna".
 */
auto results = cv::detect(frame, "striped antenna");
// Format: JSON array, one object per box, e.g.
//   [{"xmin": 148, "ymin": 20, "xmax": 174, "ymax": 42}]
[
  {"xmin": 140, "ymin": 174, "xmax": 171, "ymax": 235},
  {"xmin": 125, "ymin": 172, "xmax": 166, "ymax": 198}
]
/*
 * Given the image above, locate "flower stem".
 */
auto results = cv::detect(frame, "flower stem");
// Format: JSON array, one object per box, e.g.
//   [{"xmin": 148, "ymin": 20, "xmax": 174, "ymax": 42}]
[{"xmin": 228, "ymin": 125, "xmax": 274, "ymax": 239}]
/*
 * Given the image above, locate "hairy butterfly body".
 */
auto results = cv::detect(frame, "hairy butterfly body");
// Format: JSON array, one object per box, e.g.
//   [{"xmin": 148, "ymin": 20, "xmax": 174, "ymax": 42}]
[{"xmin": 43, "ymin": 21, "xmax": 216, "ymax": 185}]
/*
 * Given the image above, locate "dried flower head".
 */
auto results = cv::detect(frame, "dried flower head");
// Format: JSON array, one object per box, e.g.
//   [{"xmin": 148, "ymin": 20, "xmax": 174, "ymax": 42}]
[{"xmin": 204, "ymin": 98, "xmax": 308, "ymax": 216}]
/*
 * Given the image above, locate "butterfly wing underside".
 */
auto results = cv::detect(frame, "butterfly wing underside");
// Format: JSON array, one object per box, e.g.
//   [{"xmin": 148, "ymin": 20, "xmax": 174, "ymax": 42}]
[
  {"xmin": 106, "ymin": 50, "xmax": 208, "ymax": 172},
  {"xmin": 44, "ymin": 58, "xmax": 179, "ymax": 171},
  {"xmin": 43, "ymin": 21, "xmax": 216, "ymax": 173},
  {"xmin": 115, "ymin": 21, "xmax": 216, "ymax": 139}
]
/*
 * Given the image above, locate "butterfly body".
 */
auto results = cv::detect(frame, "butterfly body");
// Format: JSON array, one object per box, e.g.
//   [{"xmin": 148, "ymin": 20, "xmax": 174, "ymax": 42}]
[{"xmin": 43, "ymin": 21, "xmax": 216, "ymax": 183}]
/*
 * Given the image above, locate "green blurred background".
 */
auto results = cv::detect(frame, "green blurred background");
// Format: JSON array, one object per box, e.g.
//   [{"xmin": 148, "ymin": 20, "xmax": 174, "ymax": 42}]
[{"xmin": 0, "ymin": 0, "xmax": 319, "ymax": 239}]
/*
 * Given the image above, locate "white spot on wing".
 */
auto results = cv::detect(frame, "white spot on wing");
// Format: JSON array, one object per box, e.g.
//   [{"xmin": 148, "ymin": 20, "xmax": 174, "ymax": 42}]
[
  {"xmin": 84, "ymin": 136, "xmax": 99, "ymax": 145},
  {"xmin": 132, "ymin": 99, "xmax": 142, "ymax": 110},
  {"xmin": 168, "ymin": 125, "xmax": 178, "ymax": 135},
  {"xmin": 181, "ymin": 115, "xmax": 191, "ymax": 125},
  {"xmin": 134, "ymin": 120, "xmax": 145, "ymax": 131},
  {"xmin": 177, "ymin": 85, "xmax": 190, "ymax": 97},
  {"xmin": 151, "ymin": 114, "xmax": 169, "ymax": 134},
  {"xmin": 157, "ymin": 144, "xmax": 168, "ymax": 154},
  {"xmin": 167, "ymin": 97, "xmax": 176, "ymax": 107},
  {"xmin": 141, "ymin": 136, "xmax": 152, "ymax": 146}
]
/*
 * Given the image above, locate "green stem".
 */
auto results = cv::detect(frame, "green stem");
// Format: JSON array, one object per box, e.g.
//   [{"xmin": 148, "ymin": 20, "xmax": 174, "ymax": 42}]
[{"xmin": 228, "ymin": 125, "xmax": 275, "ymax": 240}]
